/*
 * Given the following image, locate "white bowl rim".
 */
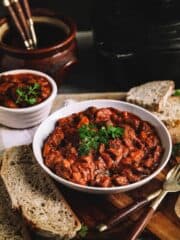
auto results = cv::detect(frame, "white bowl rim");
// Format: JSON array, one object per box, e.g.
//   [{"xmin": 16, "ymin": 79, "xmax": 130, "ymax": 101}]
[
  {"xmin": 0, "ymin": 69, "xmax": 57, "ymax": 112},
  {"xmin": 33, "ymin": 99, "xmax": 172, "ymax": 192}
]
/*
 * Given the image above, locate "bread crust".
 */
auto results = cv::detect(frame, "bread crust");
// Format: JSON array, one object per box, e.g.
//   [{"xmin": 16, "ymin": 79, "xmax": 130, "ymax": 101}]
[
  {"xmin": 152, "ymin": 96, "xmax": 180, "ymax": 142},
  {"xmin": 0, "ymin": 154, "xmax": 31, "ymax": 240},
  {"xmin": 126, "ymin": 80, "xmax": 175, "ymax": 112},
  {"xmin": 0, "ymin": 145, "xmax": 81, "ymax": 239}
]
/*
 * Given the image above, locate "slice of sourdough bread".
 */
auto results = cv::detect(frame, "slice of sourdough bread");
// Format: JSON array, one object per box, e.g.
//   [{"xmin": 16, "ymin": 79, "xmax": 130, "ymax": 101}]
[
  {"xmin": 126, "ymin": 80, "xmax": 175, "ymax": 112},
  {"xmin": 167, "ymin": 125, "xmax": 180, "ymax": 144},
  {"xmin": 153, "ymin": 96, "xmax": 180, "ymax": 128},
  {"xmin": 0, "ymin": 145, "xmax": 81, "ymax": 240},
  {"xmin": 0, "ymin": 154, "xmax": 30, "ymax": 240},
  {"xmin": 152, "ymin": 96, "xmax": 180, "ymax": 144}
]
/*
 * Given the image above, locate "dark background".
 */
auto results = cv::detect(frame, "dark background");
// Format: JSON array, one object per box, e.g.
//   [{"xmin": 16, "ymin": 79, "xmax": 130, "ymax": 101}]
[
  {"xmin": 0, "ymin": 0, "xmax": 93, "ymax": 29},
  {"xmin": 0, "ymin": 0, "xmax": 99, "ymax": 93},
  {"xmin": 0, "ymin": 0, "xmax": 180, "ymax": 92}
]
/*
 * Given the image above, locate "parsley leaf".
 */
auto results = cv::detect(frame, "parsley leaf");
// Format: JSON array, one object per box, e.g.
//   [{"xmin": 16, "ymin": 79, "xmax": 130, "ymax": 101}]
[
  {"xmin": 78, "ymin": 124, "xmax": 124, "ymax": 155},
  {"xmin": 98, "ymin": 126, "xmax": 109, "ymax": 145},
  {"xmin": 79, "ymin": 124, "xmax": 96, "ymax": 139},
  {"xmin": 78, "ymin": 124, "xmax": 99, "ymax": 155},
  {"xmin": 28, "ymin": 98, "xmax": 37, "ymax": 105},
  {"xmin": 107, "ymin": 125, "xmax": 124, "ymax": 139},
  {"xmin": 16, "ymin": 88, "xmax": 24, "ymax": 97},
  {"xmin": 16, "ymin": 83, "xmax": 40, "ymax": 106},
  {"xmin": 173, "ymin": 89, "xmax": 180, "ymax": 96},
  {"xmin": 78, "ymin": 224, "xmax": 88, "ymax": 238}
]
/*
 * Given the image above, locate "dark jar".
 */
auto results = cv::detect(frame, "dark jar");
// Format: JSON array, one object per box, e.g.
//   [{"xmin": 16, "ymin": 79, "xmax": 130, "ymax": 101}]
[{"xmin": 0, "ymin": 10, "xmax": 77, "ymax": 88}]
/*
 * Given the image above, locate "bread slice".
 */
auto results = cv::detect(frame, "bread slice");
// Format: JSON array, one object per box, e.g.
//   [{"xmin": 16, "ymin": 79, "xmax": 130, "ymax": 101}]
[
  {"xmin": 0, "ymin": 145, "xmax": 81, "ymax": 239},
  {"xmin": 167, "ymin": 125, "xmax": 180, "ymax": 144},
  {"xmin": 0, "ymin": 153, "xmax": 30, "ymax": 240},
  {"xmin": 0, "ymin": 181, "xmax": 31, "ymax": 240},
  {"xmin": 126, "ymin": 80, "xmax": 175, "ymax": 112},
  {"xmin": 167, "ymin": 123, "xmax": 180, "ymax": 144},
  {"xmin": 153, "ymin": 96, "xmax": 180, "ymax": 128}
]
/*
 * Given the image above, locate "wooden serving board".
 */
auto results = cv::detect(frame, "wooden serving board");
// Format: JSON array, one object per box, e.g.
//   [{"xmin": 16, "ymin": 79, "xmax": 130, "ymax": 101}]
[
  {"xmin": 2, "ymin": 91, "xmax": 179, "ymax": 240},
  {"xmin": 49, "ymin": 92, "xmax": 180, "ymax": 240}
]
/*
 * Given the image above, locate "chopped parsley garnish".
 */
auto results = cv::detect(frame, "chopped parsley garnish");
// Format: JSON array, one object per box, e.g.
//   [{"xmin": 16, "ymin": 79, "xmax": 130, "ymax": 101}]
[
  {"xmin": 78, "ymin": 224, "xmax": 88, "ymax": 238},
  {"xmin": 106, "ymin": 125, "xmax": 124, "ymax": 139},
  {"xmin": 173, "ymin": 89, "xmax": 180, "ymax": 96},
  {"xmin": 78, "ymin": 124, "xmax": 124, "ymax": 155},
  {"xmin": 16, "ymin": 83, "xmax": 40, "ymax": 106}
]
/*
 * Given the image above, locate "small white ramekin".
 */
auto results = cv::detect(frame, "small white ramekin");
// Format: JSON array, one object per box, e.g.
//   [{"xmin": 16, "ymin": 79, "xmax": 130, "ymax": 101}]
[{"xmin": 0, "ymin": 69, "xmax": 57, "ymax": 129}]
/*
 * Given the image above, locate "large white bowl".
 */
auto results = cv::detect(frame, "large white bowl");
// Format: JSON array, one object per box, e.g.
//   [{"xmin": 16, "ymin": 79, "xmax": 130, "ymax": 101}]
[
  {"xmin": 0, "ymin": 69, "xmax": 57, "ymax": 129},
  {"xmin": 33, "ymin": 99, "xmax": 172, "ymax": 194}
]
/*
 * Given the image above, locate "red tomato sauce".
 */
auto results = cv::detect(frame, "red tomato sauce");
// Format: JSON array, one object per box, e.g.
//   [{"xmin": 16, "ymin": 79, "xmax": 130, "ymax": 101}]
[{"xmin": 43, "ymin": 107, "xmax": 163, "ymax": 187}]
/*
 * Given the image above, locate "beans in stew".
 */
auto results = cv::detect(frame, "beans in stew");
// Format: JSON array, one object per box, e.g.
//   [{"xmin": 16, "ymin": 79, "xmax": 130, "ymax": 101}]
[
  {"xmin": 43, "ymin": 107, "xmax": 163, "ymax": 187},
  {"xmin": 0, "ymin": 73, "xmax": 52, "ymax": 108}
]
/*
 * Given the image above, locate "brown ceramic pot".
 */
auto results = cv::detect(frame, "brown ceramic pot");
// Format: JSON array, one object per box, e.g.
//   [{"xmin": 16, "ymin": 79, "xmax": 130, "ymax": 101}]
[{"xmin": 0, "ymin": 10, "xmax": 77, "ymax": 88}]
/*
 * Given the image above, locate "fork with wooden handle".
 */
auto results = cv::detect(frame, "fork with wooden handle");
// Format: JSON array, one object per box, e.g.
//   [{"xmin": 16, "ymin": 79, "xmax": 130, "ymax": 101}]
[
  {"xmin": 127, "ymin": 164, "xmax": 180, "ymax": 240},
  {"xmin": 97, "ymin": 189, "xmax": 161, "ymax": 232}
]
